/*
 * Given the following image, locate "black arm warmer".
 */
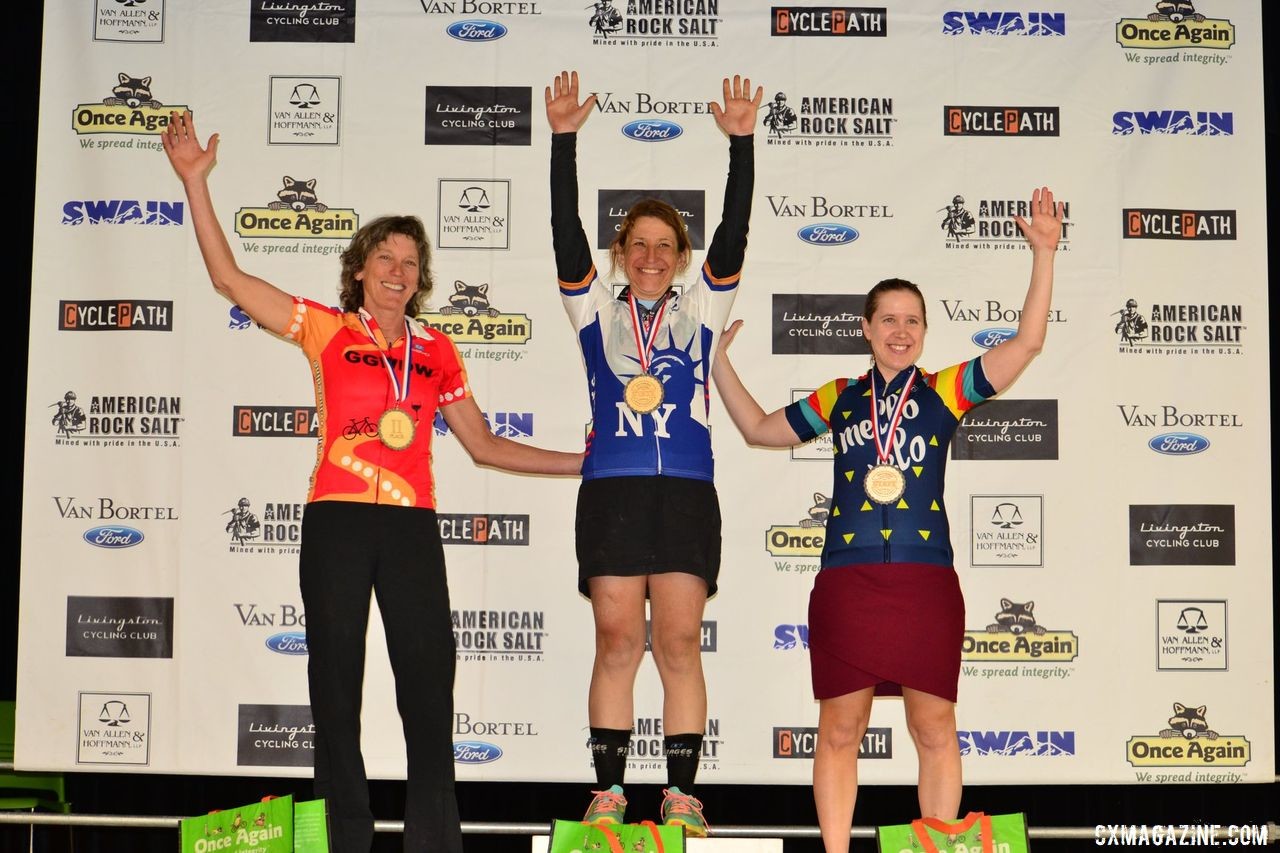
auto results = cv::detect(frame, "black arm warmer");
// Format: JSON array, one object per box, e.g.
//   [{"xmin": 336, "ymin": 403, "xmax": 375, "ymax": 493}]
[
  {"xmin": 549, "ymin": 132, "xmax": 595, "ymax": 283},
  {"xmin": 703, "ymin": 134, "xmax": 755, "ymax": 280}
]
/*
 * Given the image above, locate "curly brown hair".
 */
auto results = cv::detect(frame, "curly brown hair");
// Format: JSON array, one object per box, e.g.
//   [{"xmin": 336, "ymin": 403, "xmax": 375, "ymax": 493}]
[
  {"xmin": 337, "ymin": 215, "xmax": 434, "ymax": 316},
  {"xmin": 606, "ymin": 198, "xmax": 693, "ymax": 284}
]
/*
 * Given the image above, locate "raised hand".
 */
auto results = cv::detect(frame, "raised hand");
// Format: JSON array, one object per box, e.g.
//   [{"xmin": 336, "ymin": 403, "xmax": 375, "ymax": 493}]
[
  {"xmin": 710, "ymin": 75, "xmax": 764, "ymax": 136},
  {"xmin": 1014, "ymin": 186, "xmax": 1065, "ymax": 253},
  {"xmin": 544, "ymin": 70, "xmax": 597, "ymax": 134},
  {"xmin": 161, "ymin": 110, "xmax": 218, "ymax": 184}
]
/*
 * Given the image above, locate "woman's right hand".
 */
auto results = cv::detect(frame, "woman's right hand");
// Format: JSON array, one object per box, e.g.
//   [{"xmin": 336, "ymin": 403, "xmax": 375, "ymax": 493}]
[
  {"xmin": 161, "ymin": 110, "xmax": 218, "ymax": 184},
  {"xmin": 717, "ymin": 319, "xmax": 743, "ymax": 359},
  {"xmin": 544, "ymin": 70, "xmax": 597, "ymax": 133}
]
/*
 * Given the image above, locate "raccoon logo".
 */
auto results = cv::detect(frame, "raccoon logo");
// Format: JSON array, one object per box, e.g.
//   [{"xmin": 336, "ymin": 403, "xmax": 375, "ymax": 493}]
[
  {"xmin": 799, "ymin": 493, "xmax": 830, "ymax": 528},
  {"xmin": 1147, "ymin": 1, "xmax": 1205, "ymax": 23},
  {"xmin": 268, "ymin": 177, "xmax": 328, "ymax": 213},
  {"xmin": 986, "ymin": 599, "xmax": 1046, "ymax": 636},
  {"xmin": 1159, "ymin": 703, "xmax": 1218, "ymax": 740},
  {"xmin": 439, "ymin": 281, "xmax": 500, "ymax": 317},
  {"xmin": 103, "ymin": 73, "xmax": 162, "ymax": 110}
]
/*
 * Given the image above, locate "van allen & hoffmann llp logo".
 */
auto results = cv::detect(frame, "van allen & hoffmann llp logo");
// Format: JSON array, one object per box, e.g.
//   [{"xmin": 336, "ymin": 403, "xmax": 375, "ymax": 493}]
[
  {"xmin": 72, "ymin": 73, "xmax": 186, "ymax": 143},
  {"xmin": 1127, "ymin": 703, "xmax": 1250, "ymax": 782},
  {"xmin": 234, "ymin": 176, "xmax": 358, "ymax": 248},
  {"xmin": 586, "ymin": 0, "xmax": 721, "ymax": 47},
  {"xmin": 1112, "ymin": 298, "xmax": 1242, "ymax": 355},
  {"xmin": 940, "ymin": 193, "xmax": 1070, "ymax": 250},
  {"xmin": 51, "ymin": 390, "xmax": 181, "ymax": 447}
]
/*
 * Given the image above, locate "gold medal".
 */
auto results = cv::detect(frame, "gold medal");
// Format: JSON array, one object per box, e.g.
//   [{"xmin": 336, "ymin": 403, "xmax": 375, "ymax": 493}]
[
  {"xmin": 624, "ymin": 373, "xmax": 665, "ymax": 414},
  {"xmin": 378, "ymin": 407, "xmax": 415, "ymax": 451},
  {"xmin": 864, "ymin": 463, "xmax": 906, "ymax": 505}
]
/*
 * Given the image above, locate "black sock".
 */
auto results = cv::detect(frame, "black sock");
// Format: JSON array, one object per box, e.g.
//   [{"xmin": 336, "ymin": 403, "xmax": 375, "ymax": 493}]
[
  {"xmin": 664, "ymin": 732, "xmax": 703, "ymax": 794},
  {"xmin": 588, "ymin": 727, "xmax": 632, "ymax": 789}
]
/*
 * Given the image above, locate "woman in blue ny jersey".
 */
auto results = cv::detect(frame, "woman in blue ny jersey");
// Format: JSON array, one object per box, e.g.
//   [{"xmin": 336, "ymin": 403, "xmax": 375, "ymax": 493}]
[
  {"xmin": 545, "ymin": 70, "xmax": 761, "ymax": 835},
  {"xmin": 711, "ymin": 188, "xmax": 1063, "ymax": 853}
]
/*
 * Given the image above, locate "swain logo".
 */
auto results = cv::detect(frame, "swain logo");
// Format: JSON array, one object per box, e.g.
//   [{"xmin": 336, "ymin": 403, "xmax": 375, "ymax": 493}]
[
  {"xmin": 62, "ymin": 199, "xmax": 183, "ymax": 226},
  {"xmin": 435, "ymin": 411, "xmax": 533, "ymax": 438},
  {"xmin": 72, "ymin": 73, "xmax": 186, "ymax": 136},
  {"xmin": 942, "ymin": 10, "xmax": 1065, "ymax": 35},
  {"xmin": 958, "ymin": 730, "xmax": 1075, "ymax": 756},
  {"xmin": 1126, "ymin": 703, "xmax": 1250, "ymax": 767},
  {"xmin": 1112, "ymin": 110, "xmax": 1232, "ymax": 135},
  {"xmin": 773, "ymin": 624, "xmax": 810, "ymax": 650},
  {"xmin": 962, "ymin": 599, "xmax": 1078, "ymax": 663},
  {"xmin": 1116, "ymin": 4, "xmax": 1235, "ymax": 51},
  {"xmin": 234, "ymin": 177, "xmax": 359, "ymax": 240}
]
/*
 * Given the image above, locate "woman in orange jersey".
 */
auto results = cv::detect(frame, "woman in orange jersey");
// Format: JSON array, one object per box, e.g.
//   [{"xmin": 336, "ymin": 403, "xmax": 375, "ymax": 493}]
[{"xmin": 162, "ymin": 110, "xmax": 581, "ymax": 853}]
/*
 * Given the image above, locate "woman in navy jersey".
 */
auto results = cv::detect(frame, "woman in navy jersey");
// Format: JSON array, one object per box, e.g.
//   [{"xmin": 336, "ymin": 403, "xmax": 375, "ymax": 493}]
[{"xmin": 711, "ymin": 189, "xmax": 1063, "ymax": 853}]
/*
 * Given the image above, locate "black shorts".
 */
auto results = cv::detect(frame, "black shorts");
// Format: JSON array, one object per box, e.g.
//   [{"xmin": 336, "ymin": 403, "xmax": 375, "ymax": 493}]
[{"xmin": 575, "ymin": 475, "xmax": 721, "ymax": 598}]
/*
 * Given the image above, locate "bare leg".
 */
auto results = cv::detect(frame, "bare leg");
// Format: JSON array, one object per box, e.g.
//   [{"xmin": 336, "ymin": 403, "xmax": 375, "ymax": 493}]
[
  {"xmin": 587, "ymin": 576, "xmax": 649, "ymax": 728},
  {"xmin": 647, "ymin": 572, "xmax": 709, "ymax": 734},
  {"xmin": 813, "ymin": 688, "xmax": 874, "ymax": 853},
  {"xmin": 902, "ymin": 687, "xmax": 962, "ymax": 819}
]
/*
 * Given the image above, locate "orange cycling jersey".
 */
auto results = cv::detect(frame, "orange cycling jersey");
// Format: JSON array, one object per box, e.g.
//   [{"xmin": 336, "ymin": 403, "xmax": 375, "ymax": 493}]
[{"xmin": 277, "ymin": 296, "xmax": 471, "ymax": 508}]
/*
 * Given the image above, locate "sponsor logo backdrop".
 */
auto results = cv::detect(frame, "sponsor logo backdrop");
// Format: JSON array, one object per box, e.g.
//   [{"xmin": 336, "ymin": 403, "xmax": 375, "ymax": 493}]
[{"xmin": 19, "ymin": 2, "xmax": 1272, "ymax": 787}]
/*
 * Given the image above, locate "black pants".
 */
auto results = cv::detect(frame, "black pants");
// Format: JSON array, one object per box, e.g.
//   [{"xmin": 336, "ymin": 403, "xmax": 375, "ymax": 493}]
[{"xmin": 299, "ymin": 502, "xmax": 462, "ymax": 853}]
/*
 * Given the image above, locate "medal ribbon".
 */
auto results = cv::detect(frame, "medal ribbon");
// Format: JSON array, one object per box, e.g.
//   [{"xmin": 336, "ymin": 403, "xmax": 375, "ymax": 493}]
[
  {"xmin": 869, "ymin": 368, "xmax": 917, "ymax": 465},
  {"xmin": 627, "ymin": 291, "xmax": 669, "ymax": 374},
  {"xmin": 358, "ymin": 314, "xmax": 413, "ymax": 406}
]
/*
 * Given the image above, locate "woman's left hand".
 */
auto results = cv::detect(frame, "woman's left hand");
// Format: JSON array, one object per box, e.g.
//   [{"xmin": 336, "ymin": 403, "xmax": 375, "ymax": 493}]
[
  {"xmin": 1014, "ymin": 186, "xmax": 1065, "ymax": 253},
  {"xmin": 711, "ymin": 74, "xmax": 763, "ymax": 136}
]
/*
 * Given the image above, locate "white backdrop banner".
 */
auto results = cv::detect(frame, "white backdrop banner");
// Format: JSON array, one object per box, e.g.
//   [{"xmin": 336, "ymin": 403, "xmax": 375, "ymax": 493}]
[{"xmin": 19, "ymin": 1, "xmax": 1272, "ymax": 787}]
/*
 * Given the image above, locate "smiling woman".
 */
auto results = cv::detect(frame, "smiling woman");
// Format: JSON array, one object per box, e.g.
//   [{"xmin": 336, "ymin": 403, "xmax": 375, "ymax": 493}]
[
  {"xmin": 544, "ymin": 69, "xmax": 762, "ymax": 836},
  {"xmin": 159, "ymin": 109, "xmax": 582, "ymax": 853}
]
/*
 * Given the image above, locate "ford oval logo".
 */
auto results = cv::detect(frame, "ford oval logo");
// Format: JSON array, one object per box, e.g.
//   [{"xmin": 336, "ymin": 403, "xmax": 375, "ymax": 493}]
[
  {"xmin": 453, "ymin": 740, "xmax": 503, "ymax": 764},
  {"xmin": 621, "ymin": 120, "xmax": 683, "ymax": 141},
  {"xmin": 265, "ymin": 632, "xmax": 309, "ymax": 656},
  {"xmin": 1148, "ymin": 432, "xmax": 1210, "ymax": 455},
  {"xmin": 971, "ymin": 328, "xmax": 1017, "ymax": 349},
  {"xmin": 83, "ymin": 525, "xmax": 144, "ymax": 549},
  {"xmin": 798, "ymin": 223, "xmax": 859, "ymax": 245},
  {"xmin": 446, "ymin": 20, "xmax": 508, "ymax": 41}
]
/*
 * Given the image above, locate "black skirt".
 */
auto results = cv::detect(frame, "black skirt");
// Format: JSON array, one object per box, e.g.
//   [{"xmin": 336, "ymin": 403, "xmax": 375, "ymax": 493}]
[{"xmin": 575, "ymin": 475, "xmax": 722, "ymax": 598}]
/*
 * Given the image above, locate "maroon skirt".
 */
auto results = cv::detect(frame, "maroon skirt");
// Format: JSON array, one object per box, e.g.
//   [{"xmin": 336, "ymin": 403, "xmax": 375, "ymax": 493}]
[{"xmin": 808, "ymin": 562, "xmax": 964, "ymax": 702}]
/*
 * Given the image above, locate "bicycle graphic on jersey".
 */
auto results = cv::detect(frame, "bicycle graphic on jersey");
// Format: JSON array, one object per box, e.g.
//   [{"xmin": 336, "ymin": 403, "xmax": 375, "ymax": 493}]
[{"xmin": 342, "ymin": 416, "xmax": 379, "ymax": 440}]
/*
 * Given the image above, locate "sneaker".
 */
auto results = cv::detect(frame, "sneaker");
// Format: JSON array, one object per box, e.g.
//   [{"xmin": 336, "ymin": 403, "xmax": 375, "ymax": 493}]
[
  {"xmin": 661, "ymin": 786, "xmax": 708, "ymax": 837},
  {"xmin": 583, "ymin": 784, "xmax": 627, "ymax": 825}
]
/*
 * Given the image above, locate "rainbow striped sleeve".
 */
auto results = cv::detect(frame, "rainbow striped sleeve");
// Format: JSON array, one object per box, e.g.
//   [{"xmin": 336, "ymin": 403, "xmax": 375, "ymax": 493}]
[
  {"xmin": 928, "ymin": 357, "xmax": 995, "ymax": 418},
  {"xmin": 784, "ymin": 377, "xmax": 849, "ymax": 442}
]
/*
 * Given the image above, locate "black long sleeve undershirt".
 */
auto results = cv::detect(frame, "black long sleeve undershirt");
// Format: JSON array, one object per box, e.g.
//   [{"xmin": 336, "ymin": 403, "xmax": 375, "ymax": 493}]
[{"xmin": 549, "ymin": 132, "xmax": 755, "ymax": 286}]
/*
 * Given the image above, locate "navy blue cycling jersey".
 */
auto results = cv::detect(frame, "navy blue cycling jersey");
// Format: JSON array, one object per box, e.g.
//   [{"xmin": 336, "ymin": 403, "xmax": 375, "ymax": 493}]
[{"xmin": 551, "ymin": 132, "xmax": 754, "ymax": 482}]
